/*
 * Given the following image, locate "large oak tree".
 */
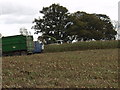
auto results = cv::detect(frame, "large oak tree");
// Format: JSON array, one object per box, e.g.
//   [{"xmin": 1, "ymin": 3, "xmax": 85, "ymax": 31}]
[{"xmin": 32, "ymin": 4, "xmax": 70, "ymax": 44}]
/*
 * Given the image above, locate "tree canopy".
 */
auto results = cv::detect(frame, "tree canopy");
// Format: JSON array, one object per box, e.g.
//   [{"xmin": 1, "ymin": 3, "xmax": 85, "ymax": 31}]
[
  {"xmin": 32, "ymin": 4, "xmax": 70, "ymax": 44},
  {"xmin": 32, "ymin": 4, "xmax": 117, "ymax": 44},
  {"xmin": 66, "ymin": 11, "xmax": 117, "ymax": 41}
]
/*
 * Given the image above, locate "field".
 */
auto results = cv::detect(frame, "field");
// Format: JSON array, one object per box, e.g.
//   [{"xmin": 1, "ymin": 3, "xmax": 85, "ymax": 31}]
[
  {"xmin": 2, "ymin": 48, "xmax": 118, "ymax": 88},
  {"xmin": 44, "ymin": 40, "xmax": 119, "ymax": 53}
]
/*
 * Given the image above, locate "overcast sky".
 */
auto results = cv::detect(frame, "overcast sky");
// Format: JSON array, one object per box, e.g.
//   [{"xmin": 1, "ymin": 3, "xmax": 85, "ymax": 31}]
[{"xmin": 0, "ymin": 0, "xmax": 119, "ymax": 38}]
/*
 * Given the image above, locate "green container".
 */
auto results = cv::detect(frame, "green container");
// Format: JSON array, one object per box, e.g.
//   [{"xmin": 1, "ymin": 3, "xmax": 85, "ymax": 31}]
[{"xmin": 2, "ymin": 35, "xmax": 34, "ymax": 54}]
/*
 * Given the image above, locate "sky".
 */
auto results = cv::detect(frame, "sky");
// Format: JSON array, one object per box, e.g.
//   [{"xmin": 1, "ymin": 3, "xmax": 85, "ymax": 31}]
[{"xmin": 0, "ymin": 0, "xmax": 119, "ymax": 39}]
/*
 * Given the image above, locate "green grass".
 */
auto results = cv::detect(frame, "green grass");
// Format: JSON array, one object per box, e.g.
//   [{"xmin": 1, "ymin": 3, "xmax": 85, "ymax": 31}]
[
  {"xmin": 44, "ymin": 40, "xmax": 119, "ymax": 53},
  {"xmin": 2, "ymin": 49, "xmax": 118, "ymax": 88}
]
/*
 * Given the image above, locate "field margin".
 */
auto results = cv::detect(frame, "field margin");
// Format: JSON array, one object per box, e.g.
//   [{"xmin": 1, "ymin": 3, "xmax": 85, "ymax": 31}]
[{"xmin": 44, "ymin": 40, "xmax": 119, "ymax": 53}]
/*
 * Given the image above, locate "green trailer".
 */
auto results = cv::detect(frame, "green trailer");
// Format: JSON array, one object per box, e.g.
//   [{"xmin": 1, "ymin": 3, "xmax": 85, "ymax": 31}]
[{"xmin": 2, "ymin": 35, "xmax": 34, "ymax": 56}]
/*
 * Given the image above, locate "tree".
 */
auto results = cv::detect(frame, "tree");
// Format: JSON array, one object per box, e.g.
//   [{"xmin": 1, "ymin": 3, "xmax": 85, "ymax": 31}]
[
  {"xmin": 33, "ymin": 4, "xmax": 117, "ymax": 43},
  {"xmin": 19, "ymin": 27, "xmax": 28, "ymax": 36},
  {"xmin": 66, "ymin": 11, "xmax": 117, "ymax": 41},
  {"xmin": 65, "ymin": 11, "xmax": 88, "ymax": 42},
  {"xmin": 32, "ymin": 4, "xmax": 70, "ymax": 44},
  {"xmin": 96, "ymin": 14, "xmax": 117, "ymax": 40}
]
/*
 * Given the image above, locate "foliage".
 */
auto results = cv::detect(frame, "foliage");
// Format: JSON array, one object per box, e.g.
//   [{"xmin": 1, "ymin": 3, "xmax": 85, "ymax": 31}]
[
  {"xmin": 44, "ymin": 40, "xmax": 119, "ymax": 53},
  {"xmin": 67, "ymin": 11, "xmax": 117, "ymax": 41},
  {"xmin": 96, "ymin": 14, "xmax": 117, "ymax": 40},
  {"xmin": 33, "ymin": 4, "xmax": 70, "ymax": 44},
  {"xmin": 33, "ymin": 4, "xmax": 117, "ymax": 44}
]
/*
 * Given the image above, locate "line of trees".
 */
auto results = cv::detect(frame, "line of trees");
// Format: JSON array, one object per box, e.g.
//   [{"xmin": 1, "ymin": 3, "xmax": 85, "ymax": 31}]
[{"xmin": 32, "ymin": 4, "xmax": 117, "ymax": 44}]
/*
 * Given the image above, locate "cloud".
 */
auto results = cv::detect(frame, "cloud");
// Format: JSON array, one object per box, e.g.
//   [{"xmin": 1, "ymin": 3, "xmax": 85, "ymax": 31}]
[
  {"xmin": 0, "ymin": 14, "xmax": 36, "ymax": 24},
  {"xmin": 0, "ymin": 1, "xmax": 39, "ymax": 24},
  {"xmin": 0, "ymin": 0, "xmax": 118, "ymax": 25},
  {"xmin": 0, "ymin": 0, "xmax": 37, "ymax": 15}
]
